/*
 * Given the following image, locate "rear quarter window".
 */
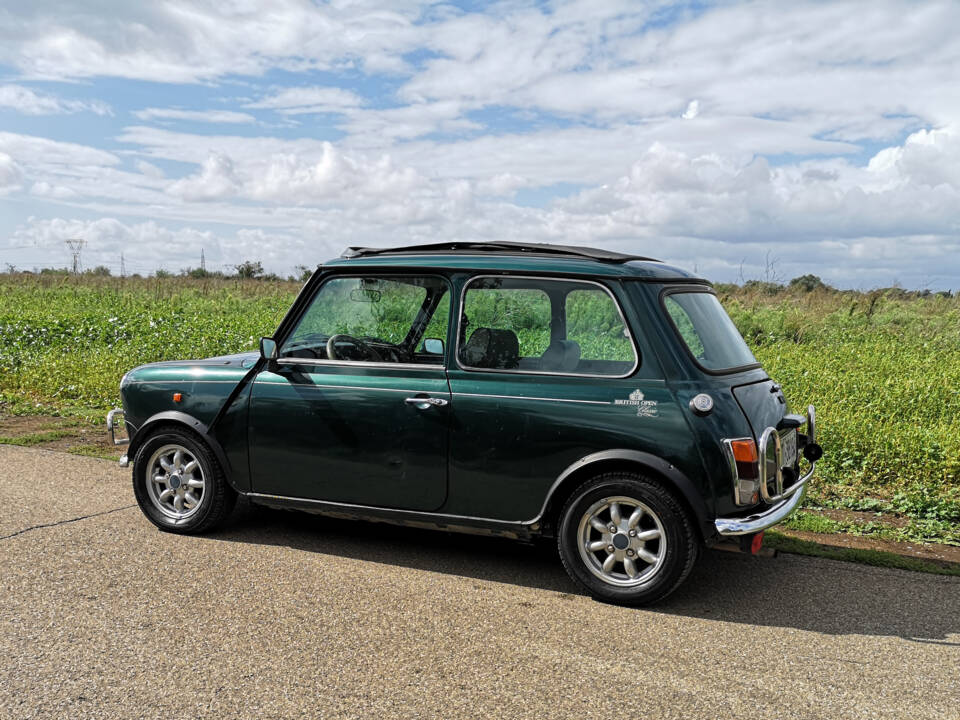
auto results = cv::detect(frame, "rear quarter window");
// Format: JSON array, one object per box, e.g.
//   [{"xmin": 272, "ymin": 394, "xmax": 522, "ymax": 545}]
[{"xmin": 663, "ymin": 291, "xmax": 758, "ymax": 373}]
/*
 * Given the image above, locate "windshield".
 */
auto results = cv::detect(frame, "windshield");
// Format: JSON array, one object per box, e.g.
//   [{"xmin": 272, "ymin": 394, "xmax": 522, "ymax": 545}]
[{"xmin": 663, "ymin": 292, "xmax": 757, "ymax": 372}]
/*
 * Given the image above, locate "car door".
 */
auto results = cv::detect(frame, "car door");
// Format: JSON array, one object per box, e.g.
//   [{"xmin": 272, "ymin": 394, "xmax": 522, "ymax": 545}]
[
  {"xmin": 445, "ymin": 274, "xmax": 685, "ymax": 522},
  {"xmin": 248, "ymin": 273, "xmax": 452, "ymax": 511}
]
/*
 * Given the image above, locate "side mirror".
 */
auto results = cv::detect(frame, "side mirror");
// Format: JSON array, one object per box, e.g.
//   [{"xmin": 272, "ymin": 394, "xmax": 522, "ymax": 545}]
[
  {"xmin": 260, "ymin": 337, "xmax": 278, "ymax": 361},
  {"xmin": 422, "ymin": 338, "xmax": 444, "ymax": 355}
]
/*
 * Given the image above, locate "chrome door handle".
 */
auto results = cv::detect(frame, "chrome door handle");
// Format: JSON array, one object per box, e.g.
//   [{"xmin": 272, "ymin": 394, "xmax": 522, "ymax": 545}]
[{"xmin": 404, "ymin": 396, "xmax": 448, "ymax": 408}]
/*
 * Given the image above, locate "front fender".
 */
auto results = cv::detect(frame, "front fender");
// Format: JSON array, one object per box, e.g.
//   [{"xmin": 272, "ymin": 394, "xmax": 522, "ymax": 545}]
[{"xmin": 127, "ymin": 411, "xmax": 240, "ymax": 493}]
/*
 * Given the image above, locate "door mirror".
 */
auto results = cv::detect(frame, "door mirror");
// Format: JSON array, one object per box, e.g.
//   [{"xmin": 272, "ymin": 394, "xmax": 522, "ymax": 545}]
[
  {"xmin": 260, "ymin": 336, "xmax": 278, "ymax": 360},
  {"xmin": 422, "ymin": 338, "xmax": 444, "ymax": 355}
]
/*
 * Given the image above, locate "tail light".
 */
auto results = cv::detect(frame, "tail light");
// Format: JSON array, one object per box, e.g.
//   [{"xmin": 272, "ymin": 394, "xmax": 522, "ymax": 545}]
[{"xmin": 724, "ymin": 438, "xmax": 760, "ymax": 505}]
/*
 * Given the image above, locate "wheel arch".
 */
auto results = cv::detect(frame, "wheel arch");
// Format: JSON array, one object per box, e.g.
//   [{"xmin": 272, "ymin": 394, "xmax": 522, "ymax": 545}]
[
  {"xmin": 128, "ymin": 411, "xmax": 239, "ymax": 493},
  {"xmin": 533, "ymin": 450, "xmax": 713, "ymax": 543}
]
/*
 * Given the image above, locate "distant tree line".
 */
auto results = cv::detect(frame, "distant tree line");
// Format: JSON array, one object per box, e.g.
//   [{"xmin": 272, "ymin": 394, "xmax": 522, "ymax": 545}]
[
  {"xmin": 1, "ymin": 263, "xmax": 953, "ymax": 297},
  {"xmin": 713, "ymin": 274, "xmax": 954, "ymax": 299},
  {"xmin": 4, "ymin": 260, "xmax": 315, "ymax": 283}
]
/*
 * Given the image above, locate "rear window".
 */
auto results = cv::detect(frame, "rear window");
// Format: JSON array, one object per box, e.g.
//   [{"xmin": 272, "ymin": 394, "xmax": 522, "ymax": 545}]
[{"xmin": 663, "ymin": 292, "xmax": 757, "ymax": 372}]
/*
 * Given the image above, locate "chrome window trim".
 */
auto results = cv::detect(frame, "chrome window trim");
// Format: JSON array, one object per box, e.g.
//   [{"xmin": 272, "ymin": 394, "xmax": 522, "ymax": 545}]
[
  {"xmin": 279, "ymin": 271, "xmax": 453, "ymax": 367},
  {"xmin": 275, "ymin": 358, "xmax": 443, "ymax": 371},
  {"xmin": 123, "ymin": 379, "xmax": 242, "ymax": 385},
  {"xmin": 253, "ymin": 380, "xmax": 444, "ymax": 395},
  {"xmin": 452, "ymin": 391, "xmax": 611, "ymax": 406},
  {"xmin": 659, "ymin": 286, "xmax": 761, "ymax": 376},
  {"xmin": 454, "ymin": 274, "xmax": 640, "ymax": 379}
]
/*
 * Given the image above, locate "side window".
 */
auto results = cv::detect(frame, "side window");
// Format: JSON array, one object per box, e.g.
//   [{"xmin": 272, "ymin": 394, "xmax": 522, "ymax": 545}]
[
  {"xmin": 420, "ymin": 296, "xmax": 450, "ymax": 354},
  {"xmin": 664, "ymin": 297, "xmax": 706, "ymax": 359},
  {"xmin": 458, "ymin": 277, "xmax": 637, "ymax": 376},
  {"xmin": 281, "ymin": 276, "xmax": 449, "ymax": 364},
  {"xmin": 663, "ymin": 292, "xmax": 757, "ymax": 371},
  {"xmin": 565, "ymin": 289, "xmax": 635, "ymax": 363}
]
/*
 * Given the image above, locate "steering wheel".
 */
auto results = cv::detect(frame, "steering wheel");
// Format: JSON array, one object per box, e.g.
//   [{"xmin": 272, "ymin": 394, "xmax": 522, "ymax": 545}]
[{"xmin": 326, "ymin": 334, "xmax": 383, "ymax": 362}]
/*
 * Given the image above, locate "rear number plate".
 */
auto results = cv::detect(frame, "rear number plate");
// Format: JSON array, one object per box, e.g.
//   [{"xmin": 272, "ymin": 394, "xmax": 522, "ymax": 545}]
[{"xmin": 780, "ymin": 429, "xmax": 798, "ymax": 468}]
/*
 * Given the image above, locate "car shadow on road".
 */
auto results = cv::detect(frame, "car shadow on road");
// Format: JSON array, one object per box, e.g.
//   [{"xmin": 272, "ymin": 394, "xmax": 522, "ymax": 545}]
[{"xmin": 210, "ymin": 505, "xmax": 959, "ymax": 642}]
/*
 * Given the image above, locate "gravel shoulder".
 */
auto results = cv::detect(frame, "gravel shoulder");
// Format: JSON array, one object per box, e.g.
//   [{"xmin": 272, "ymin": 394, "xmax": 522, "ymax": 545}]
[{"xmin": 1, "ymin": 445, "xmax": 958, "ymax": 720}]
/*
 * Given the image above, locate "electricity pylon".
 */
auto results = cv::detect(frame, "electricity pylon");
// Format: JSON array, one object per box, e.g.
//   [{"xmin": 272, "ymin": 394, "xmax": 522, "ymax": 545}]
[{"xmin": 65, "ymin": 239, "xmax": 86, "ymax": 274}]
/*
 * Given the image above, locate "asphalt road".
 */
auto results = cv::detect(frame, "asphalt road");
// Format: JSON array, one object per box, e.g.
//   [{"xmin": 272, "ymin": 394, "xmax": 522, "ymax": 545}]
[{"xmin": 1, "ymin": 445, "xmax": 958, "ymax": 720}]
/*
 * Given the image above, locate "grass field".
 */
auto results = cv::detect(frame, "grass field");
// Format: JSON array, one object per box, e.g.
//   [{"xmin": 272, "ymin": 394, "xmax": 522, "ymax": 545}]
[{"xmin": 1, "ymin": 273, "xmax": 957, "ymax": 545}]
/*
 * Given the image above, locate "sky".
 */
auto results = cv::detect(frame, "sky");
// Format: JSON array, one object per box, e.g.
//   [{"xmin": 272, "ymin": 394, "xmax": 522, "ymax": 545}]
[{"xmin": 0, "ymin": 0, "xmax": 958, "ymax": 289}]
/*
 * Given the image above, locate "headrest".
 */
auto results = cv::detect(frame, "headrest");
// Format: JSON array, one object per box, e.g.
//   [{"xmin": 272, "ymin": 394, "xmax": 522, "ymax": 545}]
[
  {"xmin": 462, "ymin": 328, "xmax": 520, "ymax": 369},
  {"xmin": 540, "ymin": 339, "xmax": 581, "ymax": 372}
]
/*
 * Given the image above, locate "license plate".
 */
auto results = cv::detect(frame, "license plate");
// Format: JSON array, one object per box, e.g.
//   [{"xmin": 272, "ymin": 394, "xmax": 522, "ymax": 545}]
[{"xmin": 780, "ymin": 429, "xmax": 798, "ymax": 468}]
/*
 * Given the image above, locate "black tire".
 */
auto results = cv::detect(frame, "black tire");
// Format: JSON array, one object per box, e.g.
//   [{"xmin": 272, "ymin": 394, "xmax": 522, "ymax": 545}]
[
  {"xmin": 132, "ymin": 426, "xmax": 236, "ymax": 534},
  {"xmin": 557, "ymin": 472, "xmax": 698, "ymax": 606}
]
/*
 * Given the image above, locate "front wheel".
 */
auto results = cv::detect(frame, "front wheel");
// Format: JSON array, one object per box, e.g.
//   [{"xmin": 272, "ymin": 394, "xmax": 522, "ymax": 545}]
[
  {"xmin": 557, "ymin": 472, "xmax": 698, "ymax": 605},
  {"xmin": 132, "ymin": 427, "xmax": 236, "ymax": 534}
]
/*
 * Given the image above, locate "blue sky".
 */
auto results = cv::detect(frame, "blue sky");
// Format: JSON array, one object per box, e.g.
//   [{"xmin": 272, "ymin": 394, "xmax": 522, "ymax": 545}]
[{"xmin": 0, "ymin": 0, "xmax": 958, "ymax": 288}]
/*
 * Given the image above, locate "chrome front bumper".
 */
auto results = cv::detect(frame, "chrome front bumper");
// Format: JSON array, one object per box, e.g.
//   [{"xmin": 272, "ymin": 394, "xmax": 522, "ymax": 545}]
[
  {"xmin": 715, "ymin": 404, "xmax": 818, "ymax": 537},
  {"xmin": 106, "ymin": 408, "xmax": 130, "ymax": 467}
]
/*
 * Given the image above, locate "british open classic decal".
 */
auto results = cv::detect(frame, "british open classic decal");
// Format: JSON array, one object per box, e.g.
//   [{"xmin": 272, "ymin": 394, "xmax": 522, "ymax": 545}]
[{"xmin": 615, "ymin": 389, "xmax": 659, "ymax": 417}]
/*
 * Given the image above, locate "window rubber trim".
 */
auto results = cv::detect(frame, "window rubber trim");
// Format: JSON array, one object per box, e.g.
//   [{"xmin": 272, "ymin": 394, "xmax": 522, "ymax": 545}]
[
  {"xmin": 454, "ymin": 274, "xmax": 640, "ymax": 379},
  {"xmin": 276, "ymin": 271, "xmax": 454, "ymax": 368},
  {"xmin": 658, "ymin": 285, "xmax": 762, "ymax": 376}
]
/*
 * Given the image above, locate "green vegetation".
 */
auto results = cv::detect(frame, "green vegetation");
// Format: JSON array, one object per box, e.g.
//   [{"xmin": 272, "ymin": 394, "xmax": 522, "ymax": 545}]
[
  {"xmin": 0, "ymin": 429, "xmax": 75, "ymax": 446},
  {"xmin": 781, "ymin": 510, "xmax": 959, "ymax": 546},
  {"xmin": 764, "ymin": 531, "xmax": 960, "ymax": 576},
  {"xmin": 67, "ymin": 444, "xmax": 122, "ymax": 461},
  {"xmin": 0, "ymin": 274, "xmax": 292, "ymax": 421},
  {"xmin": 718, "ymin": 285, "xmax": 960, "ymax": 542},
  {"xmin": 0, "ymin": 272, "xmax": 957, "ymax": 543}
]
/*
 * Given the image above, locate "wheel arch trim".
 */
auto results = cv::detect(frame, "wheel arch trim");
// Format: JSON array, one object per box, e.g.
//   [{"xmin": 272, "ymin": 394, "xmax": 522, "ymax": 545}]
[
  {"xmin": 531, "ymin": 449, "xmax": 712, "ymax": 540},
  {"xmin": 128, "ymin": 411, "xmax": 239, "ymax": 492}
]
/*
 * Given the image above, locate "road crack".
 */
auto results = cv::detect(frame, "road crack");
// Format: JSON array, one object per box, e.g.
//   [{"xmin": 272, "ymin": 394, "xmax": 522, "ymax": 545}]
[{"xmin": 0, "ymin": 504, "xmax": 137, "ymax": 541}]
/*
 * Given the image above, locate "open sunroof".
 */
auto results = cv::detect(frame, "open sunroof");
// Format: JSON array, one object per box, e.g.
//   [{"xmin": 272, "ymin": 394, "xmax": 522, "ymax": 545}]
[{"xmin": 341, "ymin": 241, "xmax": 658, "ymax": 264}]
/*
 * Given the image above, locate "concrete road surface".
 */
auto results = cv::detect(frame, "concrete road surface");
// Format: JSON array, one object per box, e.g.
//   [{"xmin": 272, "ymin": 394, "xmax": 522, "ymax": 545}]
[{"xmin": 1, "ymin": 444, "xmax": 958, "ymax": 720}]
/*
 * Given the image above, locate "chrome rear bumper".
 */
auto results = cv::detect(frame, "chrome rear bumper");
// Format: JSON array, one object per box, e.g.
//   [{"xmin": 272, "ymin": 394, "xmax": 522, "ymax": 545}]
[
  {"xmin": 715, "ymin": 404, "xmax": 818, "ymax": 537},
  {"xmin": 715, "ymin": 468, "xmax": 810, "ymax": 535}
]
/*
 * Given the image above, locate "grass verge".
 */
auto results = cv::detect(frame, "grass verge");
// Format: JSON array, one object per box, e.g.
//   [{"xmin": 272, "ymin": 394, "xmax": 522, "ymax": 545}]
[
  {"xmin": 765, "ymin": 530, "xmax": 960, "ymax": 577},
  {"xmin": 0, "ymin": 429, "xmax": 75, "ymax": 445}
]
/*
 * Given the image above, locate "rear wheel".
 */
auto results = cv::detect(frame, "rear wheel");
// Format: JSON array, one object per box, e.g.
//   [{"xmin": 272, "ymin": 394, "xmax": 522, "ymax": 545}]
[
  {"xmin": 132, "ymin": 427, "xmax": 236, "ymax": 534},
  {"xmin": 557, "ymin": 472, "xmax": 698, "ymax": 605}
]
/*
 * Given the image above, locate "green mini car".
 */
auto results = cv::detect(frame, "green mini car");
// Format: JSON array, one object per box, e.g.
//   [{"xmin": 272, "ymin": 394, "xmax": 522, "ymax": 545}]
[{"xmin": 108, "ymin": 241, "xmax": 822, "ymax": 605}]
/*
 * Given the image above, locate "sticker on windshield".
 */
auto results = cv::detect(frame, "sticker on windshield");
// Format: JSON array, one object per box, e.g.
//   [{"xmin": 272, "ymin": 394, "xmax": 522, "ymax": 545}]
[{"xmin": 615, "ymin": 389, "xmax": 658, "ymax": 417}]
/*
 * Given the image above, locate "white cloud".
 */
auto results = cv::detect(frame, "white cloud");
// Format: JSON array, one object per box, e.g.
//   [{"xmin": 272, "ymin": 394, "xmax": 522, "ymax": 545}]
[
  {"xmin": 0, "ymin": 84, "xmax": 111, "ymax": 116},
  {"xmin": 163, "ymin": 142, "xmax": 424, "ymax": 206},
  {"xmin": 0, "ymin": 152, "xmax": 23, "ymax": 193},
  {"xmin": 0, "ymin": 1, "xmax": 427, "ymax": 83},
  {"xmin": 556, "ymin": 128, "xmax": 960, "ymax": 245},
  {"xmin": 30, "ymin": 180, "xmax": 77, "ymax": 199},
  {"xmin": 135, "ymin": 160, "xmax": 165, "ymax": 179},
  {"xmin": 133, "ymin": 108, "xmax": 255, "ymax": 124},
  {"xmin": 166, "ymin": 153, "xmax": 241, "ymax": 202},
  {"xmin": 867, "ymin": 126, "xmax": 960, "ymax": 190},
  {"xmin": 245, "ymin": 86, "xmax": 366, "ymax": 114},
  {"xmin": 339, "ymin": 101, "xmax": 481, "ymax": 144},
  {"xmin": 0, "ymin": 1, "xmax": 958, "ymax": 288}
]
